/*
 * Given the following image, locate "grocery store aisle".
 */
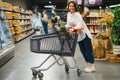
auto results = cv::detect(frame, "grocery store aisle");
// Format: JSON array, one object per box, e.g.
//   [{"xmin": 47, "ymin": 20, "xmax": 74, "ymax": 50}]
[{"xmin": 0, "ymin": 36, "xmax": 120, "ymax": 80}]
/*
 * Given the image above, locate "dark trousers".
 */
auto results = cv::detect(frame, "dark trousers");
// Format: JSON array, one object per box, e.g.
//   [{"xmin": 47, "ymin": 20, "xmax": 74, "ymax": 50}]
[
  {"xmin": 52, "ymin": 23, "xmax": 57, "ymax": 33},
  {"xmin": 78, "ymin": 35, "xmax": 94, "ymax": 64},
  {"xmin": 42, "ymin": 21, "xmax": 48, "ymax": 34}
]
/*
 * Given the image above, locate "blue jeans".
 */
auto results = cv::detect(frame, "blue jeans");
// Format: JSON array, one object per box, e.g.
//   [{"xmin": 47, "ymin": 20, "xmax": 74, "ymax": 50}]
[
  {"xmin": 42, "ymin": 21, "xmax": 48, "ymax": 34},
  {"xmin": 52, "ymin": 23, "xmax": 57, "ymax": 33},
  {"xmin": 78, "ymin": 34, "xmax": 94, "ymax": 64}
]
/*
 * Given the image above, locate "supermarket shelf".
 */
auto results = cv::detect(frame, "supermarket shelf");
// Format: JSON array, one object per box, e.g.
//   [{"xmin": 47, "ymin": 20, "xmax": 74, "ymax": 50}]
[
  {"xmin": 15, "ymin": 30, "xmax": 34, "ymax": 43},
  {"xmin": 0, "ymin": 8, "xmax": 32, "ymax": 15},
  {"xmin": 95, "ymin": 58, "xmax": 107, "ymax": 61},
  {"xmin": 0, "ymin": 45, "xmax": 15, "ymax": 67},
  {"xmin": 1, "ymin": 18, "xmax": 31, "ymax": 20},
  {"xmin": 86, "ymin": 16, "xmax": 103, "ymax": 18},
  {"xmin": 20, "ymin": 23, "xmax": 31, "ymax": 26},
  {"xmin": 13, "ymin": 24, "xmax": 31, "ymax": 27},
  {"xmin": 1, "ymin": 7, "xmax": 33, "ymax": 43},
  {"xmin": 15, "ymin": 28, "xmax": 33, "ymax": 34},
  {"xmin": 91, "ymin": 32, "xmax": 98, "ymax": 35},
  {"xmin": 87, "ymin": 24, "xmax": 100, "ymax": 26}
]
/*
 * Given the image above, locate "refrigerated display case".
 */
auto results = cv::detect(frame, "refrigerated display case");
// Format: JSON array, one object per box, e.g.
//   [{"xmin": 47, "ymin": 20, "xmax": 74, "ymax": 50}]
[{"xmin": 0, "ymin": 10, "xmax": 15, "ymax": 67}]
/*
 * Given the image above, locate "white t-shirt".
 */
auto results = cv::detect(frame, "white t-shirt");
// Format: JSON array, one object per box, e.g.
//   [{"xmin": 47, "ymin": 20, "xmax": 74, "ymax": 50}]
[{"xmin": 65, "ymin": 12, "xmax": 92, "ymax": 42}]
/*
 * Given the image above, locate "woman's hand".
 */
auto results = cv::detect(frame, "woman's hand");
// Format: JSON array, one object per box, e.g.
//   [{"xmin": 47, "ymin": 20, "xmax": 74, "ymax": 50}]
[
  {"xmin": 68, "ymin": 27, "xmax": 75, "ymax": 35},
  {"xmin": 68, "ymin": 27, "xmax": 84, "ymax": 34},
  {"xmin": 75, "ymin": 27, "xmax": 84, "ymax": 34}
]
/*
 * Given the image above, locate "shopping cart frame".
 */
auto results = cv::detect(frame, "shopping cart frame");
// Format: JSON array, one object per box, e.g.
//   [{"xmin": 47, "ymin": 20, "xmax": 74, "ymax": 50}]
[{"xmin": 30, "ymin": 30, "xmax": 81, "ymax": 79}]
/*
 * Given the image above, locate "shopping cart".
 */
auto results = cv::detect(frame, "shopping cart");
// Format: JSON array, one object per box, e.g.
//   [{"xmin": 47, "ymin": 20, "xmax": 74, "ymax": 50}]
[{"xmin": 30, "ymin": 29, "xmax": 81, "ymax": 79}]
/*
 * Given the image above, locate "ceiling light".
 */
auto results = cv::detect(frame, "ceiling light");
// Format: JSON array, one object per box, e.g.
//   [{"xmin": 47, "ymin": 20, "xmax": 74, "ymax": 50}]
[
  {"xmin": 109, "ymin": 4, "xmax": 120, "ymax": 8},
  {"xmin": 44, "ymin": 5, "xmax": 55, "ymax": 9},
  {"xmin": 49, "ymin": 1, "xmax": 52, "ymax": 4}
]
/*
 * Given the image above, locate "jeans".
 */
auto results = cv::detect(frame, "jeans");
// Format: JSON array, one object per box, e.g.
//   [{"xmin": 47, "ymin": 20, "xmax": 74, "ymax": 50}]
[
  {"xmin": 42, "ymin": 21, "xmax": 48, "ymax": 34},
  {"xmin": 78, "ymin": 34, "xmax": 94, "ymax": 64},
  {"xmin": 52, "ymin": 23, "xmax": 57, "ymax": 33}
]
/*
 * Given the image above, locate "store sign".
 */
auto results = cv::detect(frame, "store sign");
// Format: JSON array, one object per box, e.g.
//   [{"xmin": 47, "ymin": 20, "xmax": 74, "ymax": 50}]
[
  {"xmin": 68, "ymin": 0, "xmax": 76, "ymax": 3},
  {"xmin": 88, "ymin": 0, "xmax": 103, "ymax": 5},
  {"xmin": 96, "ymin": 0, "xmax": 103, "ymax": 5},
  {"xmin": 89, "ymin": 0, "xmax": 96, "ymax": 4},
  {"xmin": 77, "ymin": 0, "xmax": 82, "ymax": 4}
]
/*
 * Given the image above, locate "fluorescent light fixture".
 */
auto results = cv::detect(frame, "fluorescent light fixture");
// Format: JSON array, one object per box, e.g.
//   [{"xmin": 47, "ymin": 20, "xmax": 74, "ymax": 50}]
[
  {"xmin": 109, "ymin": 4, "xmax": 120, "ymax": 8},
  {"xmin": 44, "ymin": 5, "xmax": 55, "ymax": 9}
]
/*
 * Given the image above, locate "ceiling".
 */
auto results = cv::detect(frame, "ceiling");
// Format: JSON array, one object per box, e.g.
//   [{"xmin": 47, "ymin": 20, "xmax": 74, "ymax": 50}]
[
  {"xmin": 33, "ymin": 0, "xmax": 67, "ymax": 10},
  {"xmin": 92, "ymin": 0, "xmax": 120, "ymax": 9},
  {"xmin": 33, "ymin": 0, "xmax": 120, "ymax": 10}
]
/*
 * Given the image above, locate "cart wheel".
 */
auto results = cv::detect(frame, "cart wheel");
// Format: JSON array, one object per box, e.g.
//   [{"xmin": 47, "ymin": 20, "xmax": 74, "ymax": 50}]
[
  {"xmin": 32, "ymin": 71, "xmax": 37, "ymax": 78},
  {"xmin": 38, "ymin": 72, "xmax": 44, "ymax": 80},
  {"xmin": 77, "ymin": 69, "xmax": 81, "ymax": 76},
  {"xmin": 65, "ymin": 65, "xmax": 69, "ymax": 73}
]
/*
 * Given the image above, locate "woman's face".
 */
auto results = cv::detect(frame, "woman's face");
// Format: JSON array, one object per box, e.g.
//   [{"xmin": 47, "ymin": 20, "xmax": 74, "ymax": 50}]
[{"xmin": 68, "ymin": 3, "xmax": 76, "ymax": 13}]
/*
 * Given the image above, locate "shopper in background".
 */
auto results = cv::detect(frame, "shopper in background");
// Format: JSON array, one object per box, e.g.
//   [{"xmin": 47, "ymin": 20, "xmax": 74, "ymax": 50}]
[
  {"xmin": 31, "ymin": 9, "xmax": 43, "ymax": 34},
  {"xmin": 41, "ymin": 10, "xmax": 48, "ymax": 34},
  {"xmin": 79, "ymin": 5, "xmax": 90, "ymax": 22},
  {"xmin": 51, "ymin": 9, "xmax": 58, "ymax": 33},
  {"xmin": 61, "ymin": 12, "xmax": 67, "ymax": 22},
  {"xmin": 66, "ymin": 1, "xmax": 95, "ymax": 73}
]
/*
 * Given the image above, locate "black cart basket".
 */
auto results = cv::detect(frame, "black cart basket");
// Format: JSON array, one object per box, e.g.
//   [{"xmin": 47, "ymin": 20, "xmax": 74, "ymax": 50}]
[
  {"xmin": 30, "ymin": 30, "xmax": 81, "ymax": 79},
  {"xmin": 30, "ymin": 30, "xmax": 78, "ymax": 56}
]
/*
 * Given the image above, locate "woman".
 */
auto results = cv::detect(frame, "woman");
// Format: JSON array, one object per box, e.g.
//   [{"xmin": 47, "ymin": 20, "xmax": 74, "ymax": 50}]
[
  {"xmin": 41, "ymin": 10, "xmax": 48, "ymax": 34},
  {"xmin": 66, "ymin": 1, "xmax": 95, "ymax": 73},
  {"xmin": 51, "ymin": 9, "xmax": 57, "ymax": 33}
]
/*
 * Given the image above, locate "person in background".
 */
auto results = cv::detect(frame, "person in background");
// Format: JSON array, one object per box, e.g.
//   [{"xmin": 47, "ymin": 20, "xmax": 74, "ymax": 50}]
[
  {"xmin": 79, "ymin": 5, "xmax": 90, "ymax": 22},
  {"xmin": 65, "ymin": 1, "xmax": 95, "ymax": 73},
  {"xmin": 61, "ymin": 12, "xmax": 67, "ymax": 22},
  {"xmin": 41, "ymin": 10, "xmax": 49, "ymax": 34},
  {"xmin": 51, "ymin": 9, "xmax": 58, "ymax": 33},
  {"xmin": 31, "ymin": 9, "xmax": 43, "ymax": 34}
]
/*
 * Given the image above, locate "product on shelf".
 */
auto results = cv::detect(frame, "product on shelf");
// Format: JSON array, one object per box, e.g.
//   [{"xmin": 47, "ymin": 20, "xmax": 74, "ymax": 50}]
[
  {"xmin": 0, "ymin": 10, "xmax": 13, "ymax": 48},
  {"xmin": 0, "ymin": 1, "xmax": 33, "ymax": 42},
  {"xmin": 0, "ymin": 2, "xmax": 13, "ymax": 10},
  {"xmin": 12, "ymin": 6, "xmax": 20, "ymax": 12},
  {"xmin": 86, "ymin": 10, "xmax": 105, "ymax": 37},
  {"xmin": 86, "ymin": 9, "xmax": 114, "ymax": 59},
  {"xmin": 3, "ymin": 12, "xmax": 12, "ymax": 19}
]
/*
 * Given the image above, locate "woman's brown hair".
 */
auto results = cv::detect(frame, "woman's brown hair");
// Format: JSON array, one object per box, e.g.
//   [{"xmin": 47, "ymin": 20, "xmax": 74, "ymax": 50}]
[{"xmin": 67, "ymin": 1, "xmax": 77, "ymax": 12}]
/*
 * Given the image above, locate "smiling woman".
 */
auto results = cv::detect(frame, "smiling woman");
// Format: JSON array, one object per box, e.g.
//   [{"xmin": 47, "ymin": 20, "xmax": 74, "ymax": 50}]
[
  {"xmin": 68, "ymin": 1, "xmax": 77, "ymax": 12},
  {"xmin": 66, "ymin": 1, "xmax": 96, "ymax": 73}
]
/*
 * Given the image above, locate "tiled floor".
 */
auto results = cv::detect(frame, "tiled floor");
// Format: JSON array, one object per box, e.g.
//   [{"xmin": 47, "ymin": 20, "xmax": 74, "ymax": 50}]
[{"xmin": 0, "ymin": 37, "xmax": 120, "ymax": 80}]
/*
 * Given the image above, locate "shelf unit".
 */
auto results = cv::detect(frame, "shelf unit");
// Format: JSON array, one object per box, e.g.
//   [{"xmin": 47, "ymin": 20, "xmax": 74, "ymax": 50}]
[
  {"xmin": 0, "ymin": 7, "xmax": 33, "ymax": 43},
  {"xmin": 0, "ymin": 44, "xmax": 15, "ymax": 67},
  {"xmin": 86, "ymin": 10, "xmax": 104, "ymax": 37},
  {"xmin": 0, "ymin": 1, "xmax": 33, "ymax": 66},
  {"xmin": 0, "ymin": 10, "xmax": 15, "ymax": 67}
]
